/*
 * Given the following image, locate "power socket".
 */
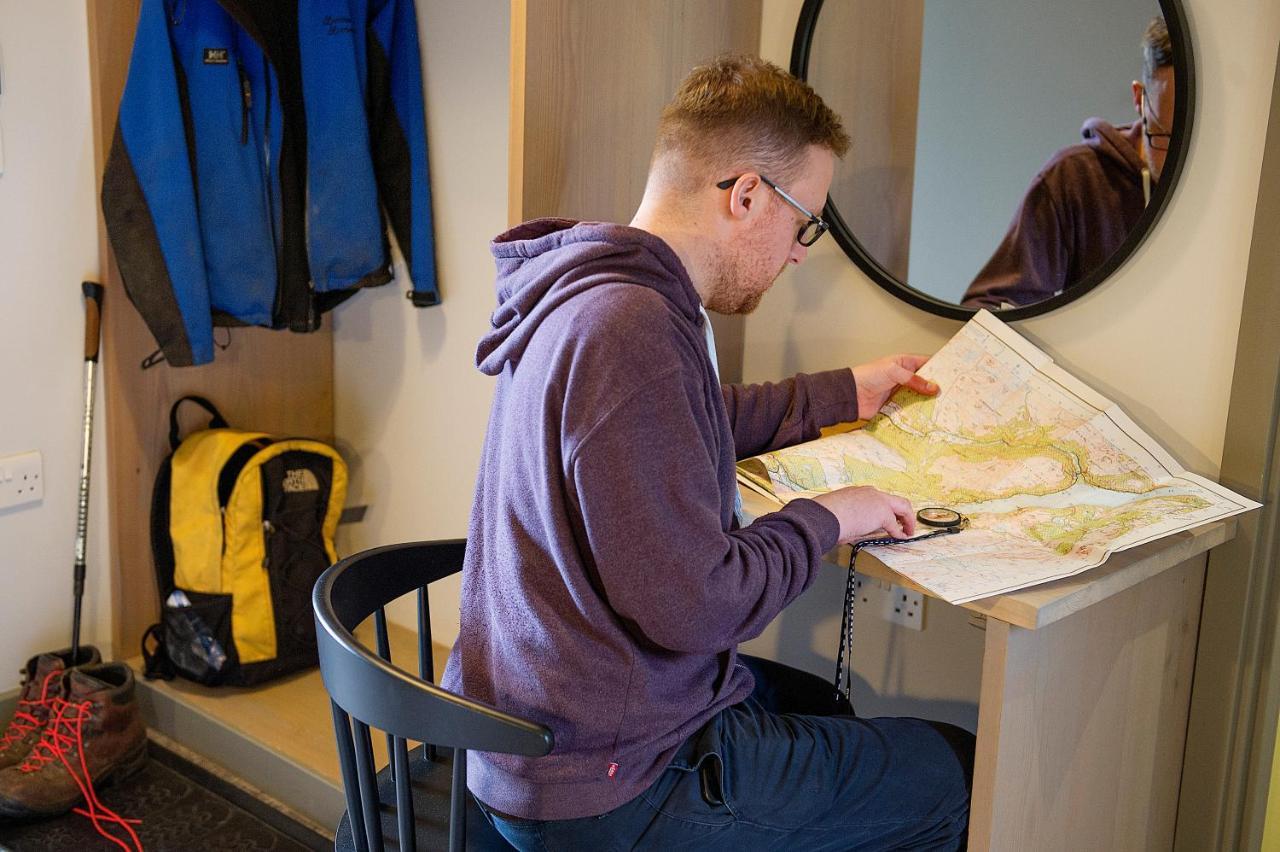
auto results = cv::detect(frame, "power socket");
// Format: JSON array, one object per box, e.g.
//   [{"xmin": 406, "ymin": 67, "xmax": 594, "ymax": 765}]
[
  {"xmin": 0, "ymin": 450, "xmax": 44, "ymax": 510},
  {"xmin": 884, "ymin": 584, "xmax": 925, "ymax": 630},
  {"xmin": 851, "ymin": 572, "xmax": 926, "ymax": 631}
]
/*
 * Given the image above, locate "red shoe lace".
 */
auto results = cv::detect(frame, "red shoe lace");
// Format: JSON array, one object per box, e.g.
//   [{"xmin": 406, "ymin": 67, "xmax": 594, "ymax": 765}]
[
  {"xmin": 19, "ymin": 697, "xmax": 144, "ymax": 852},
  {"xmin": 0, "ymin": 670, "xmax": 60, "ymax": 752}
]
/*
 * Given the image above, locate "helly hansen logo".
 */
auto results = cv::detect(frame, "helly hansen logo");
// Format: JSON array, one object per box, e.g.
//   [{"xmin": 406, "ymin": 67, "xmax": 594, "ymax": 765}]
[
  {"xmin": 203, "ymin": 48, "xmax": 229, "ymax": 65},
  {"xmin": 607, "ymin": 762, "xmax": 619, "ymax": 779},
  {"xmin": 282, "ymin": 469, "xmax": 320, "ymax": 493}
]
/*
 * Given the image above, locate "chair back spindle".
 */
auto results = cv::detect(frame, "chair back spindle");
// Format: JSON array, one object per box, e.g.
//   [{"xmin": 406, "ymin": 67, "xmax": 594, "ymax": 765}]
[
  {"xmin": 314, "ymin": 540, "xmax": 554, "ymax": 850},
  {"xmin": 450, "ymin": 748, "xmax": 468, "ymax": 852}
]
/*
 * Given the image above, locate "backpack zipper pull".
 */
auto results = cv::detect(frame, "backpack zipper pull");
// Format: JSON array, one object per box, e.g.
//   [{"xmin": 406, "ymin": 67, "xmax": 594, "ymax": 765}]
[{"xmin": 262, "ymin": 520, "xmax": 274, "ymax": 569}]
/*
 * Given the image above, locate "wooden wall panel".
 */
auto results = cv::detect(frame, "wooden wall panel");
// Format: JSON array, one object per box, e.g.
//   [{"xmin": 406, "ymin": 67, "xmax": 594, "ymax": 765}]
[
  {"xmin": 87, "ymin": 1, "xmax": 335, "ymax": 655},
  {"xmin": 509, "ymin": 0, "xmax": 763, "ymax": 382}
]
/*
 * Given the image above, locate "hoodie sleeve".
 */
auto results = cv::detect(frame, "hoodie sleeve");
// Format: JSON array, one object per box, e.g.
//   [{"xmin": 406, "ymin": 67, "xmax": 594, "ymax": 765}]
[
  {"xmin": 569, "ymin": 367, "xmax": 840, "ymax": 654},
  {"xmin": 961, "ymin": 171, "xmax": 1070, "ymax": 309},
  {"xmin": 101, "ymin": 0, "xmax": 213, "ymax": 367},
  {"xmin": 721, "ymin": 369, "xmax": 859, "ymax": 460},
  {"xmin": 368, "ymin": 0, "xmax": 439, "ymax": 306}
]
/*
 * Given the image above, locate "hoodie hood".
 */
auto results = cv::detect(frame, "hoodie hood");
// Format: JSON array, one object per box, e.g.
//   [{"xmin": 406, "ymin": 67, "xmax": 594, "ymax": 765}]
[
  {"xmin": 1080, "ymin": 117, "xmax": 1147, "ymax": 178},
  {"xmin": 478, "ymin": 219, "xmax": 703, "ymax": 376}
]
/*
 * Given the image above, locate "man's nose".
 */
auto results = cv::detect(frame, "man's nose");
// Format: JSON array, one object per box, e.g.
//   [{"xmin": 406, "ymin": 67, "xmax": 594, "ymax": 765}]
[{"xmin": 789, "ymin": 243, "xmax": 809, "ymax": 265}]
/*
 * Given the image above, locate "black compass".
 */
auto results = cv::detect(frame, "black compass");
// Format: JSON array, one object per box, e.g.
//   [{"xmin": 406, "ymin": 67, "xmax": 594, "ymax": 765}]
[{"xmin": 916, "ymin": 507, "xmax": 969, "ymax": 530}]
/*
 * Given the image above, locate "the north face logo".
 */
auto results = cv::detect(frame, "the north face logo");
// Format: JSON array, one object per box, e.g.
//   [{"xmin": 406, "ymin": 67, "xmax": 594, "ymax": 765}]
[{"xmin": 282, "ymin": 469, "xmax": 320, "ymax": 493}]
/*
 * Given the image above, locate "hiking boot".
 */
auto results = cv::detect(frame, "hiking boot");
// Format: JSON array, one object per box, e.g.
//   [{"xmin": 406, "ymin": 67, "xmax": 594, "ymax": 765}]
[
  {"xmin": 0, "ymin": 662, "xmax": 147, "ymax": 821},
  {"xmin": 0, "ymin": 646, "xmax": 101, "ymax": 770}
]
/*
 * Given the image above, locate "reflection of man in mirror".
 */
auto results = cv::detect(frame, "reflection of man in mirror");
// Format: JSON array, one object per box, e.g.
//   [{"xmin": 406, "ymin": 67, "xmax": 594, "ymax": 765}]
[{"xmin": 961, "ymin": 17, "xmax": 1174, "ymax": 310}]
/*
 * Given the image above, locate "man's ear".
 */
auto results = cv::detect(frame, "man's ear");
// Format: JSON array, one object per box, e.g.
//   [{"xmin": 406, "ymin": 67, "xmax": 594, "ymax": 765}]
[
  {"xmin": 1131, "ymin": 80, "xmax": 1144, "ymax": 115},
  {"xmin": 727, "ymin": 174, "xmax": 763, "ymax": 221}
]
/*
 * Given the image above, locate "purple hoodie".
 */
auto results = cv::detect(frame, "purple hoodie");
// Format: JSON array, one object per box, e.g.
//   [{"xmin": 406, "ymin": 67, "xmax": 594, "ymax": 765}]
[
  {"xmin": 961, "ymin": 118, "xmax": 1149, "ymax": 309},
  {"xmin": 441, "ymin": 219, "xmax": 856, "ymax": 820}
]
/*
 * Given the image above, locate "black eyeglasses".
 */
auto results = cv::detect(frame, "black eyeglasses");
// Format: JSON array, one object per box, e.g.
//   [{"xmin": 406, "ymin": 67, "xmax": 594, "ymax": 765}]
[
  {"xmin": 716, "ymin": 174, "xmax": 830, "ymax": 247},
  {"xmin": 1140, "ymin": 87, "xmax": 1172, "ymax": 153}
]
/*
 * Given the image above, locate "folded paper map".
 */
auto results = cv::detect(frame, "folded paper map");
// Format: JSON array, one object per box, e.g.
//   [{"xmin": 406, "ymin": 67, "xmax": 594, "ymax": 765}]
[{"xmin": 737, "ymin": 310, "xmax": 1261, "ymax": 604}]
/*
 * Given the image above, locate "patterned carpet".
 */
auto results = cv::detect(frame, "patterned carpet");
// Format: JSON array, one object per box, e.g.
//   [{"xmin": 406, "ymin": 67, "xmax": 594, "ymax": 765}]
[{"xmin": 0, "ymin": 742, "xmax": 328, "ymax": 852}]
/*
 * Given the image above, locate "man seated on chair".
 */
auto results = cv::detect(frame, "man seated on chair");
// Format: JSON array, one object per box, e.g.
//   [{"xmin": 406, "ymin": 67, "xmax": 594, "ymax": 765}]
[{"xmin": 443, "ymin": 54, "xmax": 975, "ymax": 850}]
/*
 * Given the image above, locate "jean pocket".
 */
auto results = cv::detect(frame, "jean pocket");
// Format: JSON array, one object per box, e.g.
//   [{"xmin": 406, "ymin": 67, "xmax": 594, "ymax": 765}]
[{"xmin": 642, "ymin": 753, "xmax": 737, "ymax": 828}]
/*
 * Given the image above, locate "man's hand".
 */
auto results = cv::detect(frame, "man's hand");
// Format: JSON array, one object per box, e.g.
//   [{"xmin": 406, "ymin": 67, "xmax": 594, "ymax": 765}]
[
  {"xmin": 812, "ymin": 486, "xmax": 916, "ymax": 544},
  {"xmin": 851, "ymin": 354, "xmax": 938, "ymax": 420}
]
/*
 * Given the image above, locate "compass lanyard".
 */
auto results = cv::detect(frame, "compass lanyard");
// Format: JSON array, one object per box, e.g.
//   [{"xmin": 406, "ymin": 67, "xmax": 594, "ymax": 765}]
[{"xmin": 833, "ymin": 527, "xmax": 961, "ymax": 703}]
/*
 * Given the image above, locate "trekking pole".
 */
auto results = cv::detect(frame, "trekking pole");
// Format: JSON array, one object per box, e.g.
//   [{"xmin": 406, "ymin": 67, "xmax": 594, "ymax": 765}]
[{"xmin": 72, "ymin": 281, "xmax": 104, "ymax": 661}]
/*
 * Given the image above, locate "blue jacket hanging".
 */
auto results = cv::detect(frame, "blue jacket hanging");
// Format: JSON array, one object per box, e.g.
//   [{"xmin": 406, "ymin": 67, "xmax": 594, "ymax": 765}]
[{"xmin": 102, "ymin": 0, "xmax": 439, "ymax": 367}]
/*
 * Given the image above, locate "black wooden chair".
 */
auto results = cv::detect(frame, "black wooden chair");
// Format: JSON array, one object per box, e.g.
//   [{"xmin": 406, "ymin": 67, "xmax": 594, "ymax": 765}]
[{"xmin": 313, "ymin": 540, "xmax": 554, "ymax": 851}]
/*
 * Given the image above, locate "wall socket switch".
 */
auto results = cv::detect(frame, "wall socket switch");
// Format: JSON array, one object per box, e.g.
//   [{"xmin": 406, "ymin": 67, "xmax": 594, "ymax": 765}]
[
  {"xmin": 0, "ymin": 451, "xmax": 44, "ymax": 510},
  {"xmin": 851, "ymin": 572, "xmax": 926, "ymax": 631}
]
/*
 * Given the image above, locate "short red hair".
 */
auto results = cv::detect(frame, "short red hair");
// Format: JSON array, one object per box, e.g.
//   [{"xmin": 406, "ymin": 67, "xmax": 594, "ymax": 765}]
[{"xmin": 651, "ymin": 54, "xmax": 849, "ymax": 192}]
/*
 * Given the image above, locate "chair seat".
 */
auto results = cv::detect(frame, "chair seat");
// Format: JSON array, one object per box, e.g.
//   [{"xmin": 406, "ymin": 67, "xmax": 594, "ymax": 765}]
[{"xmin": 335, "ymin": 745, "xmax": 515, "ymax": 852}]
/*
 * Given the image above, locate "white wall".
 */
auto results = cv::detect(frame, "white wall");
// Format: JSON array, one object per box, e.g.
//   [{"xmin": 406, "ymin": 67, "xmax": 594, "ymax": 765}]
[
  {"xmin": 909, "ymin": 0, "xmax": 1161, "ymax": 302},
  {"xmin": 332, "ymin": 0, "xmax": 511, "ymax": 644},
  {"xmin": 0, "ymin": 3, "xmax": 112, "ymax": 679},
  {"xmin": 744, "ymin": 0, "xmax": 1280, "ymax": 729}
]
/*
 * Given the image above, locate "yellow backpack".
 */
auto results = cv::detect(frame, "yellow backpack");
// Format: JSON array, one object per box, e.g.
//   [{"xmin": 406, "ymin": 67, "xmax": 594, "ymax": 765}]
[{"xmin": 142, "ymin": 397, "xmax": 347, "ymax": 686}]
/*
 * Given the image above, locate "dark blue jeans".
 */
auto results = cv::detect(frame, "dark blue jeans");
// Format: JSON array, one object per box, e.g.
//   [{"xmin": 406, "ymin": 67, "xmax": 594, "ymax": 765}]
[{"xmin": 481, "ymin": 654, "xmax": 974, "ymax": 850}]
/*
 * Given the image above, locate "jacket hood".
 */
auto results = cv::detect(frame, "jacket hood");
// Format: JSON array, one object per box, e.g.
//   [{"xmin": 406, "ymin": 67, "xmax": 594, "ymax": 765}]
[
  {"xmin": 477, "ymin": 219, "xmax": 703, "ymax": 375},
  {"xmin": 1080, "ymin": 117, "xmax": 1147, "ymax": 178}
]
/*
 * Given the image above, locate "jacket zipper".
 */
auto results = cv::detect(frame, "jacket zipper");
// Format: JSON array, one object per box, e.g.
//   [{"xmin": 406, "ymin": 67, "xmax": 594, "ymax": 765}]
[
  {"xmin": 237, "ymin": 61, "xmax": 251, "ymax": 145},
  {"xmin": 262, "ymin": 55, "xmax": 284, "ymax": 322}
]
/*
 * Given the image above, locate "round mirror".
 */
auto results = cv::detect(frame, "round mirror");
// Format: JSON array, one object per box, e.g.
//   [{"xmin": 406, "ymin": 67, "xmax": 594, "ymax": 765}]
[{"xmin": 791, "ymin": 0, "xmax": 1195, "ymax": 320}]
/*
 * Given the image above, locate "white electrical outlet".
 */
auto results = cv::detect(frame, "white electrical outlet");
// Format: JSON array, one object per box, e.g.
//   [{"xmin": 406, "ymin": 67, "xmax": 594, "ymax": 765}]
[
  {"xmin": 851, "ymin": 572, "xmax": 926, "ymax": 631},
  {"xmin": 0, "ymin": 451, "xmax": 44, "ymax": 510},
  {"xmin": 884, "ymin": 583, "xmax": 925, "ymax": 630}
]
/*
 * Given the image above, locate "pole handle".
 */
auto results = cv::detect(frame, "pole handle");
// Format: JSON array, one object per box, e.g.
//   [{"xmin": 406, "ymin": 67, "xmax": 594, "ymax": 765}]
[{"xmin": 82, "ymin": 281, "xmax": 104, "ymax": 362}]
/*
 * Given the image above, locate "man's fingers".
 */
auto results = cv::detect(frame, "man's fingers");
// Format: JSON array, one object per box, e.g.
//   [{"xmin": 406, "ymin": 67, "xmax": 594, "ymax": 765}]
[
  {"xmin": 900, "ymin": 507, "xmax": 916, "ymax": 537},
  {"xmin": 883, "ymin": 509, "xmax": 908, "ymax": 539},
  {"xmin": 885, "ymin": 496, "xmax": 915, "ymax": 536},
  {"xmin": 890, "ymin": 355, "xmax": 937, "ymax": 396},
  {"xmin": 897, "ymin": 353, "xmax": 931, "ymax": 372},
  {"xmin": 903, "ymin": 373, "xmax": 939, "ymax": 396}
]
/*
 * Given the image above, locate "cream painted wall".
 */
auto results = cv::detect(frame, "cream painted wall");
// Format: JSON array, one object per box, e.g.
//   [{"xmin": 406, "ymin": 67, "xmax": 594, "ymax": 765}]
[
  {"xmin": 740, "ymin": 0, "xmax": 1280, "ymax": 728},
  {"xmin": 332, "ymin": 0, "xmax": 511, "ymax": 644},
  {"xmin": 0, "ymin": 3, "xmax": 112, "ymax": 679}
]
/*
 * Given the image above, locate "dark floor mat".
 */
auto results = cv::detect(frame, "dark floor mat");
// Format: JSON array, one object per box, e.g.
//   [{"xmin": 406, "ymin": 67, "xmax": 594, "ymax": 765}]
[{"xmin": 0, "ymin": 743, "xmax": 328, "ymax": 852}]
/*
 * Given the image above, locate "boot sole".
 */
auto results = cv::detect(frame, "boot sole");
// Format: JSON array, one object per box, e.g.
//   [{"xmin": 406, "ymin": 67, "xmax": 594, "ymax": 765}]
[{"xmin": 0, "ymin": 738, "xmax": 149, "ymax": 822}]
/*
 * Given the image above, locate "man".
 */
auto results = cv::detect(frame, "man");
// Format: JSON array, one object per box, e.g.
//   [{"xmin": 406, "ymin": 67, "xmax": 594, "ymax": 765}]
[
  {"xmin": 961, "ymin": 17, "xmax": 1175, "ymax": 309},
  {"xmin": 443, "ymin": 55, "xmax": 974, "ymax": 849}
]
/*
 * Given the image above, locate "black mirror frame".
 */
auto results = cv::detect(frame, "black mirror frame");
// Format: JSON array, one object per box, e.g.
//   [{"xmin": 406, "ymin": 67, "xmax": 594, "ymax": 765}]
[{"xmin": 790, "ymin": 0, "xmax": 1197, "ymax": 321}]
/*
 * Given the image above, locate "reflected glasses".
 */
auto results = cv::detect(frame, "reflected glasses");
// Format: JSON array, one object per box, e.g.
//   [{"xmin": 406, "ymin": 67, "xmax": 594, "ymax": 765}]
[
  {"xmin": 1140, "ymin": 87, "xmax": 1171, "ymax": 153},
  {"xmin": 715, "ymin": 175, "xmax": 830, "ymax": 247}
]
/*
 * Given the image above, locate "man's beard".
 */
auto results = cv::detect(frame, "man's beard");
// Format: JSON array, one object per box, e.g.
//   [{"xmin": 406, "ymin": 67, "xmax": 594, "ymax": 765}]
[{"xmin": 704, "ymin": 244, "xmax": 786, "ymax": 316}]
